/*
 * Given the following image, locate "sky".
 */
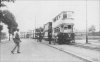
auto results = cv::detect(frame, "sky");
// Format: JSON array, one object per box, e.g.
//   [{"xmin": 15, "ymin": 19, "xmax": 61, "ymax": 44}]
[{"xmin": 1, "ymin": 0, "xmax": 100, "ymax": 32}]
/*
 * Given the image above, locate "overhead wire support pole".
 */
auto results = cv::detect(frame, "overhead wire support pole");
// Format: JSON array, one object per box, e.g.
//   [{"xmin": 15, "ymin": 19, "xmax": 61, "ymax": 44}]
[
  {"xmin": 86, "ymin": 0, "xmax": 88, "ymax": 44},
  {"xmin": 99, "ymin": 0, "xmax": 100, "ymax": 32},
  {"xmin": 35, "ymin": 16, "xmax": 36, "ymax": 40},
  {"xmin": 99, "ymin": 0, "xmax": 100, "ymax": 60}
]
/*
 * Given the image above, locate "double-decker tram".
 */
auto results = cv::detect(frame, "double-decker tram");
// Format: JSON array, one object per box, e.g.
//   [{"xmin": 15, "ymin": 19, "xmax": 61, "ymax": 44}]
[
  {"xmin": 52, "ymin": 11, "xmax": 75, "ymax": 44},
  {"xmin": 34, "ymin": 28, "xmax": 44, "ymax": 39},
  {"xmin": 43, "ymin": 11, "xmax": 75, "ymax": 44},
  {"xmin": 43, "ymin": 22, "xmax": 52, "ymax": 41}
]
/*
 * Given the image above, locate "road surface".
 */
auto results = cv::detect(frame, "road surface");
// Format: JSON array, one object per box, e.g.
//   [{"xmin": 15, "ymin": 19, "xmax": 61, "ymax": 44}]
[{"xmin": 0, "ymin": 39, "xmax": 87, "ymax": 62}]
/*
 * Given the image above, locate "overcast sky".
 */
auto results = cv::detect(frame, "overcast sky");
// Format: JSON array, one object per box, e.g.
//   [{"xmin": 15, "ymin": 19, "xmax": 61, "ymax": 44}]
[{"xmin": 2, "ymin": 0, "xmax": 100, "ymax": 32}]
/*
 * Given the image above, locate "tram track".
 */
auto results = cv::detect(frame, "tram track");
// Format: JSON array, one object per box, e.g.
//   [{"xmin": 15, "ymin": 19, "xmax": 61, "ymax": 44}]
[{"xmin": 41, "ymin": 42, "xmax": 96, "ymax": 62}]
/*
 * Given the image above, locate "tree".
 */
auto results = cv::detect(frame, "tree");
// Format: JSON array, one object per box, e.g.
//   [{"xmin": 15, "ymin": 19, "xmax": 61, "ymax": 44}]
[
  {"xmin": 0, "ymin": 0, "xmax": 16, "ymax": 42},
  {"xmin": 0, "ymin": 0, "xmax": 15, "ymax": 7},
  {"xmin": 89, "ymin": 25, "xmax": 96, "ymax": 33},
  {"xmin": 2, "ymin": 10, "xmax": 18, "ymax": 41},
  {"xmin": 0, "ymin": 32, "xmax": 7, "ymax": 39},
  {"xmin": 1, "ymin": 10, "xmax": 18, "ymax": 33},
  {"xmin": 0, "ymin": 0, "xmax": 15, "ymax": 3}
]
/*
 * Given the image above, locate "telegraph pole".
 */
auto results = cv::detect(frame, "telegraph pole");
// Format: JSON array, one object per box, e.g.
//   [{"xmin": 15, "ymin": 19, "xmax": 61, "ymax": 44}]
[
  {"xmin": 35, "ymin": 16, "xmax": 36, "ymax": 39},
  {"xmin": 99, "ymin": 0, "xmax": 100, "ymax": 32},
  {"xmin": 86, "ymin": 0, "xmax": 88, "ymax": 44}
]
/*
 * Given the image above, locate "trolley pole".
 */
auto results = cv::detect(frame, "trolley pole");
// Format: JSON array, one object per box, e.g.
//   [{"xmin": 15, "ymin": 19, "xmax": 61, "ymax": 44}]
[{"xmin": 86, "ymin": 0, "xmax": 88, "ymax": 44}]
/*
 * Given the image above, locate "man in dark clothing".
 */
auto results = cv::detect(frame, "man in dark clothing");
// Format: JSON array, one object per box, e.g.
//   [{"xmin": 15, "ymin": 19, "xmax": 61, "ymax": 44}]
[
  {"xmin": 48, "ymin": 33, "xmax": 52, "ymax": 44},
  {"xmin": 38, "ymin": 32, "xmax": 42, "ymax": 42},
  {"xmin": 11, "ymin": 29, "xmax": 21, "ymax": 54}
]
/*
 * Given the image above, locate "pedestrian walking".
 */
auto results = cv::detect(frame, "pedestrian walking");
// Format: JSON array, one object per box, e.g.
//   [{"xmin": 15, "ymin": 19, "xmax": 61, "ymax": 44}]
[{"xmin": 11, "ymin": 29, "xmax": 21, "ymax": 54}]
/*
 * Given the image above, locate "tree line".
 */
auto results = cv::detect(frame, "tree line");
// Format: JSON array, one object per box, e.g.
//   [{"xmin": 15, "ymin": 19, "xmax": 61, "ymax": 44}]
[{"xmin": 0, "ymin": 0, "xmax": 18, "ymax": 42}]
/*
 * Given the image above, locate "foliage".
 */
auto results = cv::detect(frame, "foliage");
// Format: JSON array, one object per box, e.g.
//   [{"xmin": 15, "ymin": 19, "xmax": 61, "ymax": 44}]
[
  {"xmin": 1, "ymin": 0, "xmax": 15, "ymax": 3},
  {"xmin": 2, "ymin": 10, "xmax": 18, "ymax": 34},
  {"xmin": 0, "ymin": 3, "xmax": 6, "ymax": 7},
  {"xmin": 0, "ymin": 0, "xmax": 17, "ymax": 34},
  {"xmin": 0, "ymin": 9, "xmax": 18, "ymax": 34},
  {"xmin": 0, "ymin": 0, "xmax": 15, "ymax": 7},
  {"xmin": 88, "ymin": 25, "xmax": 96, "ymax": 33},
  {"xmin": 0, "ymin": 32, "xmax": 7, "ymax": 39},
  {"xmin": 0, "ymin": 0, "xmax": 16, "ymax": 42}
]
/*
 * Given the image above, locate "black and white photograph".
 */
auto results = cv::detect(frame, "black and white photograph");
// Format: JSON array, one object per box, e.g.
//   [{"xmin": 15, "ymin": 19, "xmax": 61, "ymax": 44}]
[{"xmin": 0, "ymin": 0, "xmax": 100, "ymax": 62}]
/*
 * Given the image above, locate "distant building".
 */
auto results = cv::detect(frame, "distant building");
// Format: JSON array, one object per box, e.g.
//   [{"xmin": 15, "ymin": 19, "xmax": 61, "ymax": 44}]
[{"xmin": 20, "ymin": 32, "xmax": 26, "ymax": 38}]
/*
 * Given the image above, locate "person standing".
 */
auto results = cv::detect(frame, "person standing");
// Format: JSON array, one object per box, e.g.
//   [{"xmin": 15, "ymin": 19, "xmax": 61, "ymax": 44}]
[
  {"xmin": 11, "ymin": 29, "xmax": 21, "ymax": 54},
  {"xmin": 48, "ymin": 33, "xmax": 52, "ymax": 44},
  {"xmin": 38, "ymin": 32, "xmax": 42, "ymax": 42}
]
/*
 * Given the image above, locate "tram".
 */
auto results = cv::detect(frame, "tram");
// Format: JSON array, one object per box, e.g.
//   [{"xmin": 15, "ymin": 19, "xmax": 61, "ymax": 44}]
[
  {"xmin": 52, "ymin": 11, "xmax": 75, "ymax": 44},
  {"xmin": 43, "ymin": 11, "xmax": 75, "ymax": 44}
]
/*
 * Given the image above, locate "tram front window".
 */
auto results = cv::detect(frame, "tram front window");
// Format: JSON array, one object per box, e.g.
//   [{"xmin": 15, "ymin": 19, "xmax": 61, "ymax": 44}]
[
  {"xmin": 68, "ymin": 25, "xmax": 71, "ymax": 29},
  {"xmin": 64, "ymin": 27, "xmax": 68, "ymax": 29},
  {"xmin": 64, "ymin": 25, "xmax": 72, "ymax": 33}
]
